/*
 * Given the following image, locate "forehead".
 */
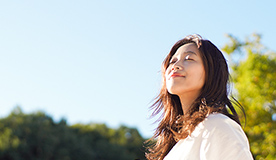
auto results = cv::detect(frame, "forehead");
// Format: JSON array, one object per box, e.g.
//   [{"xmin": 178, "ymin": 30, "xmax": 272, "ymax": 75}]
[{"xmin": 173, "ymin": 43, "xmax": 200, "ymax": 57}]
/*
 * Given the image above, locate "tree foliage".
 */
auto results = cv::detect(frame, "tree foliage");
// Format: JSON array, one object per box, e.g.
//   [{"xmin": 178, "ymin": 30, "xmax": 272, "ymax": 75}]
[
  {"xmin": 0, "ymin": 107, "xmax": 146, "ymax": 160},
  {"xmin": 222, "ymin": 33, "xmax": 276, "ymax": 160}
]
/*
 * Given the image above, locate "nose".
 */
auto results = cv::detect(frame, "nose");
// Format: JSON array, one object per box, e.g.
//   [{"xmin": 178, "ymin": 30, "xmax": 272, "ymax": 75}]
[{"xmin": 172, "ymin": 63, "xmax": 182, "ymax": 71}]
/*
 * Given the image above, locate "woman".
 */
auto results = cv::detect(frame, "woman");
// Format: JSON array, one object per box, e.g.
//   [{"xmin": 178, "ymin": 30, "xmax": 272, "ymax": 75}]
[{"xmin": 146, "ymin": 35, "xmax": 253, "ymax": 160}]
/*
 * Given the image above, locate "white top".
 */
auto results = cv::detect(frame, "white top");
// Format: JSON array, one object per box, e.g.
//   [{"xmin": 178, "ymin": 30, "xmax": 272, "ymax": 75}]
[{"xmin": 164, "ymin": 113, "xmax": 253, "ymax": 160}]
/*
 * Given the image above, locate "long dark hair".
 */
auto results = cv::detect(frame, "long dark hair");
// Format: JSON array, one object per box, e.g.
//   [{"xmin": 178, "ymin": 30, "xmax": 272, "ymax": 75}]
[{"xmin": 145, "ymin": 35, "xmax": 244, "ymax": 160}]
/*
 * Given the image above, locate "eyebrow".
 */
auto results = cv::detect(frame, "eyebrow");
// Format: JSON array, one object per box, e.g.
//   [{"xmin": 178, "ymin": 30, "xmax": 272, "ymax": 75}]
[
  {"xmin": 171, "ymin": 50, "xmax": 198, "ymax": 60},
  {"xmin": 183, "ymin": 51, "xmax": 197, "ymax": 55}
]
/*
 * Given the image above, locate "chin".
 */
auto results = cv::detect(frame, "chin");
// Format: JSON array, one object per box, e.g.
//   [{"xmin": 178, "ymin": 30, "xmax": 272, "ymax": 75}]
[{"xmin": 167, "ymin": 88, "xmax": 182, "ymax": 95}]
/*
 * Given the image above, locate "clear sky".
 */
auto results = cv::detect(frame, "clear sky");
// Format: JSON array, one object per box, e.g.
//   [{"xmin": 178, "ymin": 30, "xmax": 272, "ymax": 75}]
[{"xmin": 0, "ymin": 0, "xmax": 275, "ymax": 138}]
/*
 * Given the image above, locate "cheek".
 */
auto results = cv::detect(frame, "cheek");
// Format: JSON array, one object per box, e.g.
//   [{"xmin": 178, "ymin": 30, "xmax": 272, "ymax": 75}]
[
  {"xmin": 165, "ymin": 68, "xmax": 171, "ymax": 79},
  {"xmin": 201, "ymin": 66, "xmax": 206, "ymax": 79},
  {"xmin": 198, "ymin": 67, "xmax": 206, "ymax": 85},
  {"xmin": 189, "ymin": 65, "xmax": 205, "ymax": 86},
  {"xmin": 198, "ymin": 66, "xmax": 205, "ymax": 78}
]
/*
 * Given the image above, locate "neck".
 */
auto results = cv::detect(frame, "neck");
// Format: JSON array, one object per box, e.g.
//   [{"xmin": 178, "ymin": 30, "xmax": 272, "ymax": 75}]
[{"xmin": 178, "ymin": 91, "xmax": 201, "ymax": 115}]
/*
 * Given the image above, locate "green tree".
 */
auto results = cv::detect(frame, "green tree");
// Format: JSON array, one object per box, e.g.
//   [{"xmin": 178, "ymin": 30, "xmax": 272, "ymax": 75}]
[
  {"xmin": 222, "ymin": 33, "xmax": 276, "ymax": 160},
  {"xmin": 0, "ymin": 107, "xmax": 146, "ymax": 160}
]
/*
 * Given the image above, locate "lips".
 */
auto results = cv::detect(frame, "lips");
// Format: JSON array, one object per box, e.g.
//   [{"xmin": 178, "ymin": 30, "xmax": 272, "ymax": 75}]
[{"xmin": 169, "ymin": 72, "xmax": 185, "ymax": 79}]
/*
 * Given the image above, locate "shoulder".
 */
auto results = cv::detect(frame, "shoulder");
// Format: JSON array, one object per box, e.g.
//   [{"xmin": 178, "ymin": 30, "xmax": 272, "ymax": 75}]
[
  {"xmin": 196, "ymin": 113, "xmax": 253, "ymax": 160},
  {"xmin": 200, "ymin": 113, "xmax": 248, "ymax": 144},
  {"xmin": 205, "ymin": 113, "xmax": 238, "ymax": 126},
  {"xmin": 201, "ymin": 113, "xmax": 242, "ymax": 134},
  {"xmin": 191, "ymin": 113, "xmax": 243, "ymax": 139}
]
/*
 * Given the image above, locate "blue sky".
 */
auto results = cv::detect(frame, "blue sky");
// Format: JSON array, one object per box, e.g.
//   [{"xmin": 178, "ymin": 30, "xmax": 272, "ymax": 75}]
[{"xmin": 0, "ymin": 0, "xmax": 275, "ymax": 138}]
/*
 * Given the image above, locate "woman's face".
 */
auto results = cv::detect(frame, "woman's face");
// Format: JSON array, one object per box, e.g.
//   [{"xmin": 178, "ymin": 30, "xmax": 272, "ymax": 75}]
[{"xmin": 165, "ymin": 43, "xmax": 205, "ymax": 97}]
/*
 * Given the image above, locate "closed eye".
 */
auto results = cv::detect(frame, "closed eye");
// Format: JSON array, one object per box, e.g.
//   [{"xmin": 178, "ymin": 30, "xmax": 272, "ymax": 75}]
[
  {"xmin": 169, "ymin": 59, "xmax": 177, "ymax": 64},
  {"xmin": 185, "ymin": 58, "xmax": 194, "ymax": 61},
  {"xmin": 185, "ymin": 55, "xmax": 194, "ymax": 61}
]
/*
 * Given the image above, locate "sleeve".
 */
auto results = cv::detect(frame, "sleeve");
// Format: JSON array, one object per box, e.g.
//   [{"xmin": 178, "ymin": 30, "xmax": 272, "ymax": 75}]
[{"xmin": 200, "ymin": 114, "xmax": 254, "ymax": 160}]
